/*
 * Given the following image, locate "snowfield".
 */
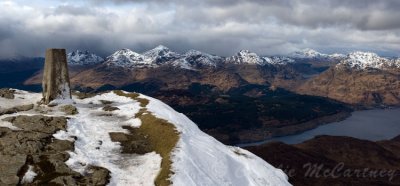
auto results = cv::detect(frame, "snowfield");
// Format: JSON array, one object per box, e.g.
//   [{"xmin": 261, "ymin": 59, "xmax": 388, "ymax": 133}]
[
  {"xmin": 1, "ymin": 90, "xmax": 291, "ymax": 186},
  {"xmin": 141, "ymin": 94, "xmax": 291, "ymax": 186}
]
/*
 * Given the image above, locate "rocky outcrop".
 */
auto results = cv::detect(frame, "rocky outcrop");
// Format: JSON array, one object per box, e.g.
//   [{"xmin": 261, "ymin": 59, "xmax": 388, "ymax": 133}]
[
  {"xmin": 0, "ymin": 115, "xmax": 110, "ymax": 185},
  {"xmin": 42, "ymin": 49, "xmax": 71, "ymax": 104},
  {"xmin": 0, "ymin": 104, "xmax": 34, "ymax": 116},
  {"xmin": 0, "ymin": 88, "xmax": 15, "ymax": 99}
]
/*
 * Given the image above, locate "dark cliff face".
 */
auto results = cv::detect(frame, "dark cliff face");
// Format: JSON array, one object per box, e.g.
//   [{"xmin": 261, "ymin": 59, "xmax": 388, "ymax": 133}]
[{"xmin": 245, "ymin": 135, "xmax": 400, "ymax": 186}]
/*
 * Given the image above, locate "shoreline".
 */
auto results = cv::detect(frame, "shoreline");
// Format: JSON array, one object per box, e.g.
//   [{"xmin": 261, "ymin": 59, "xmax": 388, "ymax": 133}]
[{"xmin": 232, "ymin": 111, "xmax": 352, "ymax": 147}]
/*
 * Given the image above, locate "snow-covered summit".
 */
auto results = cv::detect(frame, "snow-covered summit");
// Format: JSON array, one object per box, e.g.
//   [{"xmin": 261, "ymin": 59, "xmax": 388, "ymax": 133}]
[
  {"xmin": 172, "ymin": 50, "xmax": 223, "ymax": 69},
  {"xmin": 290, "ymin": 48, "xmax": 345, "ymax": 60},
  {"xmin": 0, "ymin": 89, "xmax": 291, "ymax": 186},
  {"xmin": 67, "ymin": 50, "xmax": 104, "ymax": 66},
  {"xmin": 105, "ymin": 48, "xmax": 156, "ymax": 68},
  {"xmin": 265, "ymin": 56, "xmax": 295, "ymax": 65},
  {"xmin": 290, "ymin": 48, "xmax": 327, "ymax": 59},
  {"xmin": 338, "ymin": 51, "xmax": 400, "ymax": 70},
  {"xmin": 226, "ymin": 50, "xmax": 270, "ymax": 65},
  {"xmin": 142, "ymin": 45, "xmax": 181, "ymax": 65}
]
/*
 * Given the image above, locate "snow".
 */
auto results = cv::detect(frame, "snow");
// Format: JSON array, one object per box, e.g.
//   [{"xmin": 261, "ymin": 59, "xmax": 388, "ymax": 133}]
[
  {"xmin": 141, "ymin": 94, "xmax": 291, "ymax": 186},
  {"xmin": 142, "ymin": 45, "xmax": 181, "ymax": 65},
  {"xmin": 105, "ymin": 46, "xmax": 221, "ymax": 69},
  {"xmin": 1, "ymin": 90, "xmax": 290, "ymax": 186},
  {"xmin": 105, "ymin": 48, "xmax": 156, "ymax": 68},
  {"xmin": 290, "ymin": 48, "xmax": 328, "ymax": 59},
  {"xmin": 21, "ymin": 165, "xmax": 37, "ymax": 184},
  {"xmin": 338, "ymin": 51, "xmax": 400, "ymax": 70},
  {"xmin": 67, "ymin": 50, "xmax": 104, "ymax": 66},
  {"xmin": 226, "ymin": 50, "xmax": 270, "ymax": 65},
  {"xmin": 289, "ymin": 48, "xmax": 345, "ymax": 60},
  {"xmin": 266, "ymin": 56, "xmax": 295, "ymax": 65},
  {"xmin": 0, "ymin": 120, "xmax": 21, "ymax": 130},
  {"xmin": 57, "ymin": 82, "xmax": 71, "ymax": 100},
  {"xmin": 171, "ymin": 50, "xmax": 222, "ymax": 69},
  {"xmin": 0, "ymin": 89, "xmax": 41, "ymax": 110},
  {"xmin": 57, "ymin": 92, "xmax": 161, "ymax": 186}
]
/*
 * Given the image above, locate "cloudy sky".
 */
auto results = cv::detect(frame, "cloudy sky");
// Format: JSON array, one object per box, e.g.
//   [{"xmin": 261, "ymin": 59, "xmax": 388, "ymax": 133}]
[{"xmin": 0, "ymin": 0, "xmax": 399, "ymax": 58}]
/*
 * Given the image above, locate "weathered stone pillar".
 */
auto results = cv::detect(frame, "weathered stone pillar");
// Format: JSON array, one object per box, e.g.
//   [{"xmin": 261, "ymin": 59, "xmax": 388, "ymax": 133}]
[{"xmin": 42, "ymin": 49, "xmax": 71, "ymax": 104}]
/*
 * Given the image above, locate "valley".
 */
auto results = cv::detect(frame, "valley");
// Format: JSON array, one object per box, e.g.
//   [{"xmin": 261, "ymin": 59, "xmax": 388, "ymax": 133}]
[{"xmin": 3, "ymin": 47, "xmax": 400, "ymax": 145}]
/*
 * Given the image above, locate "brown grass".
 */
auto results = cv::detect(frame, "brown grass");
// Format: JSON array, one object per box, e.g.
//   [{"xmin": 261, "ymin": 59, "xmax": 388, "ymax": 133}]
[{"xmin": 113, "ymin": 90, "xmax": 179, "ymax": 186}]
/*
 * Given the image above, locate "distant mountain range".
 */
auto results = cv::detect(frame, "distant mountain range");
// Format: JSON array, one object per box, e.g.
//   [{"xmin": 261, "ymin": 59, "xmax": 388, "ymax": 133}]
[
  {"xmin": 64, "ymin": 46, "xmax": 349, "ymax": 69},
  {"xmin": 3, "ymin": 46, "xmax": 400, "ymax": 143},
  {"xmin": 18, "ymin": 46, "xmax": 400, "ymax": 108}
]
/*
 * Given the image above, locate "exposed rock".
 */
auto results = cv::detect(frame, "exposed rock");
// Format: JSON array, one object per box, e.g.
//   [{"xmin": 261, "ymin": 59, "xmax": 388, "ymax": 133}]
[
  {"xmin": 60, "ymin": 105, "xmax": 79, "ymax": 115},
  {"xmin": 0, "ymin": 104, "xmax": 34, "ymax": 115},
  {"xmin": 0, "ymin": 88, "xmax": 15, "ymax": 99},
  {"xmin": 3, "ymin": 115, "xmax": 68, "ymax": 134},
  {"xmin": 0, "ymin": 115, "xmax": 110, "ymax": 185},
  {"xmin": 42, "ymin": 49, "xmax": 72, "ymax": 104},
  {"xmin": 102, "ymin": 105, "xmax": 119, "ymax": 111},
  {"xmin": 0, "ymin": 154, "xmax": 26, "ymax": 185}
]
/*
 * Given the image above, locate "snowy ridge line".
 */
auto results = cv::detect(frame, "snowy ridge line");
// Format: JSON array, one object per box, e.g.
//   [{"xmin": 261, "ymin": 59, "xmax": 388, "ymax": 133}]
[
  {"xmin": 140, "ymin": 94, "xmax": 291, "ymax": 186},
  {"xmin": 67, "ymin": 50, "xmax": 104, "ymax": 66},
  {"xmin": 67, "ymin": 46, "xmax": 399, "ymax": 70},
  {"xmin": 0, "ymin": 90, "xmax": 291, "ymax": 185},
  {"xmin": 337, "ymin": 51, "xmax": 400, "ymax": 70}
]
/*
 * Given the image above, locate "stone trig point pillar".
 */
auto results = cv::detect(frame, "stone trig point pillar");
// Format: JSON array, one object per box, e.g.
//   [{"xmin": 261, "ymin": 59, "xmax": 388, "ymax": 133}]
[{"xmin": 42, "ymin": 49, "xmax": 71, "ymax": 104}]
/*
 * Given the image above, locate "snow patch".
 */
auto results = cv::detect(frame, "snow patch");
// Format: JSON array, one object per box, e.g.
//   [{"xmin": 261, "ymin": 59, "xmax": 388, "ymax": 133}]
[
  {"xmin": 21, "ymin": 166, "xmax": 37, "ymax": 184},
  {"xmin": 53, "ymin": 92, "xmax": 162, "ymax": 186}
]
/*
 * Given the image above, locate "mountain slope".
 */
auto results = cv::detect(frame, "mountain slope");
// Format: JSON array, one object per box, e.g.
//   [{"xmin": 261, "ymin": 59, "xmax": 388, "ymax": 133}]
[
  {"xmin": 246, "ymin": 135, "xmax": 400, "ymax": 186},
  {"xmin": 0, "ymin": 89, "xmax": 290, "ymax": 186},
  {"xmin": 67, "ymin": 50, "xmax": 104, "ymax": 66},
  {"xmin": 297, "ymin": 52, "xmax": 400, "ymax": 106}
]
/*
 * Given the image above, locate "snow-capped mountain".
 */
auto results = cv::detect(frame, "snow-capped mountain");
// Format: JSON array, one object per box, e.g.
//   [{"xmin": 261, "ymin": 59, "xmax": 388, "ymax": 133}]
[
  {"xmin": 67, "ymin": 50, "xmax": 104, "ymax": 66},
  {"xmin": 226, "ymin": 50, "xmax": 270, "ymax": 65},
  {"xmin": 0, "ymin": 89, "xmax": 291, "ymax": 186},
  {"xmin": 171, "ymin": 50, "xmax": 223, "ymax": 69},
  {"xmin": 338, "ymin": 51, "xmax": 400, "ymax": 70},
  {"xmin": 265, "ymin": 56, "xmax": 295, "ymax": 65},
  {"xmin": 104, "ymin": 48, "xmax": 156, "ymax": 68},
  {"xmin": 290, "ymin": 48, "xmax": 345, "ymax": 60},
  {"xmin": 142, "ymin": 45, "xmax": 181, "ymax": 65},
  {"xmin": 290, "ymin": 48, "xmax": 328, "ymax": 59},
  {"xmin": 105, "ymin": 46, "xmax": 223, "ymax": 69}
]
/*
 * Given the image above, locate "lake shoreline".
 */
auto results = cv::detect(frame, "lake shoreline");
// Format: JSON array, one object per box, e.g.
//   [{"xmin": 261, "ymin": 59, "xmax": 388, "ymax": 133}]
[
  {"xmin": 237, "ymin": 107, "xmax": 400, "ymax": 147},
  {"xmin": 233, "ymin": 110, "xmax": 352, "ymax": 146}
]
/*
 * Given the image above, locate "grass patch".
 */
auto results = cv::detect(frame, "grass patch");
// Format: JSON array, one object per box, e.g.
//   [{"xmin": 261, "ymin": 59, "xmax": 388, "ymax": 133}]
[
  {"xmin": 113, "ymin": 90, "xmax": 179, "ymax": 186},
  {"xmin": 114, "ymin": 90, "xmax": 149, "ymax": 107}
]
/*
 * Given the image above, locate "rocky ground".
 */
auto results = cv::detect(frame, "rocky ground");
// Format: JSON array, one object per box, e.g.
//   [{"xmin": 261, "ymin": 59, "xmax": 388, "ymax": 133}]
[{"xmin": 0, "ymin": 89, "xmax": 109, "ymax": 185}]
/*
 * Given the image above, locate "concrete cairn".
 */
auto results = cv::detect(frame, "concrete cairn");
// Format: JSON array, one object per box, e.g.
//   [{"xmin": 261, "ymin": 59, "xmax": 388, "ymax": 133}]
[{"xmin": 42, "ymin": 49, "xmax": 71, "ymax": 104}]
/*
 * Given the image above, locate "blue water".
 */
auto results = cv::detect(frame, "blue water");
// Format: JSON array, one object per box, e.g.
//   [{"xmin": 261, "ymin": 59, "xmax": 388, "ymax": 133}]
[{"xmin": 238, "ymin": 108, "xmax": 400, "ymax": 146}]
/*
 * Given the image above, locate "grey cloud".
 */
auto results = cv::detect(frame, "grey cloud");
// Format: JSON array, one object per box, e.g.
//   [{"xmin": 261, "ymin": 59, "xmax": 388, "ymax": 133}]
[{"xmin": 0, "ymin": 0, "xmax": 399, "ymax": 59}]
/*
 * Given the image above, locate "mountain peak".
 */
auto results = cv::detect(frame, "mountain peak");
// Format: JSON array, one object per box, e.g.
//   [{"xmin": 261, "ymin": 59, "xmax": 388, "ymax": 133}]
[
  {"xmin": 226, "ymin": 50, "xmax": 267, "ymax": 65},
  {"xmin": 290, "ymin": 48, "xmax": 326, "ymax": 58},
  {"xmin": 339, "ymin": 51, "xmax": 400, "ymax": 70},
  {"xmin": 154, "ymin": 45, "xmax": 169, "ymax": 50},
  {"xmin": 67, "ymin": 50, "xmax": 104, "ymax": 66}
]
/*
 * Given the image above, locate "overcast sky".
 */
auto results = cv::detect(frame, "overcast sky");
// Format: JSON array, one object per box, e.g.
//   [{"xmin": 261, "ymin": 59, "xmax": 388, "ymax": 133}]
[{"xmin": 0, "ymin": 0, "xmax": 399, "ymax": 58}]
